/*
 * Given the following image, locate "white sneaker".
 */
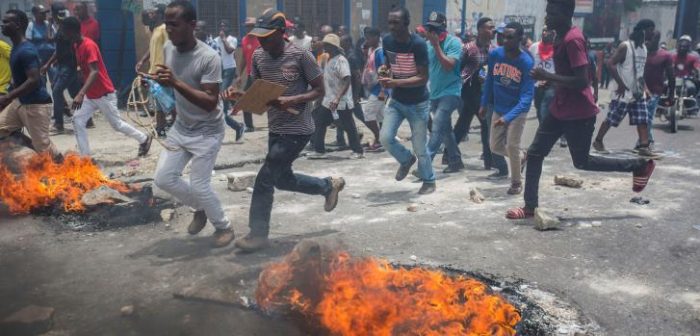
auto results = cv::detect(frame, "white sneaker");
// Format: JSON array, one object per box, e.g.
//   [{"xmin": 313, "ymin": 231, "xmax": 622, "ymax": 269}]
[{"xmin": 349, "ymin": 152, "xmax": 365, "ymax": 159}]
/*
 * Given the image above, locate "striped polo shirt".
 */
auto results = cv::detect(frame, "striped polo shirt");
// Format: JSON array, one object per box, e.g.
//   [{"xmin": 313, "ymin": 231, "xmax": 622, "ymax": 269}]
[{"xmin": 252, "ymin": 43, "xmax": 322, "ymax": 135}]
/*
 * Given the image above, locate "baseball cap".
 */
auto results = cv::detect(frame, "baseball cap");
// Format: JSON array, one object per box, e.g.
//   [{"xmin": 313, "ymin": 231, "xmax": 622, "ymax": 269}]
[
  {"xmin": 425, "ymin": 11, "xmax": 447, "ymax": 30},
  {"xmin": 32, "ymin": 5, "xmax": 50, "ymax": 13},
  {"xmin": 496, "ymin": 22, "xmax": 506, "ymax": 34},
  {"xmin": 249, "ymin": 10, "xmax": 287, "ymax": 38}
]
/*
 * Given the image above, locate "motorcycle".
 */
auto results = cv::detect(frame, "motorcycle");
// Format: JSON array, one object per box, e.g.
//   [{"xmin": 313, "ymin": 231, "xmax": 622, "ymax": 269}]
[{"xmin": 656, "ymin": 76, "xmax": 699, "ymax": 133}]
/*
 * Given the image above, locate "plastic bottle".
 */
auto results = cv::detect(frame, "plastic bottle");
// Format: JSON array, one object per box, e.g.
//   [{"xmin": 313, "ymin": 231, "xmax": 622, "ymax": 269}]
[{"xmin": 145, "ymin": 78, "xmax": 175, "ymax": 113}]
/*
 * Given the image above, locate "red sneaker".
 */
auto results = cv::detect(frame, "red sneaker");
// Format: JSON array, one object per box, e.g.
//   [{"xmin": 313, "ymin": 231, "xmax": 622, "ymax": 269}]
[
  {"xmin": 633, "ymin": 160, "xmax": 655, "ymax": 193},
  {"xmin": 506, "ymin": 207, "xmax": 534, "ymax": 219}
]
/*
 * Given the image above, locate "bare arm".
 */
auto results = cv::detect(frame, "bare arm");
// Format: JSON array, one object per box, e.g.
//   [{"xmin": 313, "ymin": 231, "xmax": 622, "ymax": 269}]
[
  {"xmin": 329, "ymin": 75, "xmax": 351, "ymax": 111},
  {"xmin": 380, "ymin": 64, "xmax": 429, "ymax": 89},
  {"xmin": 607, "ymin": 43, "xmax": 628, "ymax": 92},
  {"xmin": 270, "ymin": 75, "xmax": 325, "ymax": 112},
  {"xmin": 3, "ymin": 67, "xmax": 41, "ymax": 102},
  {"xmin": 136, "ymin": 51, "xmax": 150, "ymax": 73},
  {"xmin": 221, "ymin": 36, "xmax": 235, "ymax": 54},
  {"xmin": 41, "ymin": 52, "xmax": 57, "ymax": 74}
]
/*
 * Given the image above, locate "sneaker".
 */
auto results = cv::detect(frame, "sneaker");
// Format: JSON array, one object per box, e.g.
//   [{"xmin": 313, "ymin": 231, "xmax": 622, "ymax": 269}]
[
  {"xmin": 212, "ymin": 228, "xmax": 235, "ymax": 248},
  {"xmin": 396, "ymin": 155, "xmax": 417, "ymax": 181},
  {"xmin": 487, "ymin": 171, "xmax": 509, "ymax": 180},
  {"xmin": 636, "ymin": 146, "xmax": 654, "ymax": 157},
  {"xmin": 633, "ymin": 160, "xmax": 655, "ymax": 193},
  {"xmin": 366, "ymin": 143, "xmax": 384, "ymax": 152},
  {"xmin": 592, "ymin": 140, "xmax": 607, "ymax": 153},
  {"xmin": 187, "ymin": 210, "xmax": 207, "ymax": 235},
  {"xmin": 235, "ymin": 123, "xmax": 246, "ymax": 142},
  {"xmin": 443, "ymin": 162, "xmax": 465, "ymax": 174},
  {"xmin": 324, "ymin": 177, "xmax": 346, "ymax": 212},
  {"xmin": 50, "ymin": 125, "xmax": 65, "ymax": 135},
  {"xmin": 138, "ymin": 135, "xmax": 153, "ymax": 157},
  {"xmin": 418, "ymin": 182, "xmax": 436, "ymax": 195},
  {"xmin": 86, "ymin": 118, "xmax": 95, "ymax": 129},
  {"xmin": 306, "ymin": 152, "xmax": 328, "ymax": 160},
  {"xmin": 234, "ymin": 234, "xmax": 271, "ymax": 253},
  {"xmin": 349, "ymin": 152, "xmax": 365, "ymax": 159},
  {"xmin": 507, "ymin": 182, "xmax": 523, "ymax": 195}
]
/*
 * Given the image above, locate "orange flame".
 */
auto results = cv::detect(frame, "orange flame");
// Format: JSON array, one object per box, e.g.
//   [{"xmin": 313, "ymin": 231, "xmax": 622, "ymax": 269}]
[
  {"xmin": 256, "ymin": 249, "xmax": 521, "ymax": 336},
  {"xmin": 0, "ymin": 152, "xmax": 130, "ymax": 214}
]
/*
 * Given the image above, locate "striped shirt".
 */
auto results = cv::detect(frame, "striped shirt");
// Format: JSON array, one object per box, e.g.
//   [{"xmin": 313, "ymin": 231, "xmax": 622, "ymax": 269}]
[
  {"xmin": 252, "ymin": 43, "xmax": 322, "ymax": 135},
  {"xmin": 382, "ymin": 33, "xmax": 429, "ymax": 105}
]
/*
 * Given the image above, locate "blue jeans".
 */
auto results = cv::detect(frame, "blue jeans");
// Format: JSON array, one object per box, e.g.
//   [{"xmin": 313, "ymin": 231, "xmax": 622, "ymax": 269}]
[
  {"xmin": 249, "ymin": 133, "xmax": 332, "ymax": 237},
  {"xmin": 51, "ymin": 64, "xmax": 81, "ymax": 127},
  {"xmin": 221, "ymin": 68, "xmax": 242, "ymax": 130},
  {"xmin": 380, "ymin": 99, "xmax": 435, "ymax": 183},
  {"xmin": 485, "ymin": 107, "xmax": 509, "ymax": 174},
  {"xmin": 646, "ymin": 95, "xmax": 660, "ymax": 144},
  {"xmin": 427, "ymin": 95, "xmax": 463, "ymax": 168}
]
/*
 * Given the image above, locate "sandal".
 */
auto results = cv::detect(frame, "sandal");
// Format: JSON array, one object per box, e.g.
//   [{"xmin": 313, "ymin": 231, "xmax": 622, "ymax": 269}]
[
  {"xmin": 506, "ymin": 207, "xmax": 534, "ymax": 219},
  {"xmin": 633, "ymin": 160, "xmax": 655, "ymax": 193}
]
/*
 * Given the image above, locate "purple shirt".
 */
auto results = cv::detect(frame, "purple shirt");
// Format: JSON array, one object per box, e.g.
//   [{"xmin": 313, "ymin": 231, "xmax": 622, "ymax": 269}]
[
  {"xmin": 644, "ymin": 49, "xmax": 673, "ymax": 95},
  {"xmin": 550, "ymin": 27, "xmax": 598, "ymax": 120}
]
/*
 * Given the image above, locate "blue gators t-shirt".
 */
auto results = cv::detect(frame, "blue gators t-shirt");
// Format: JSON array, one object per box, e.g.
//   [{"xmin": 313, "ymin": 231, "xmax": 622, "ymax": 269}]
[
  {"xmin": 427, "ymin": 34, "xmax": 463, "ymax": 99},
  {"xmin": 480, "ymin": 47, "xmax": 534, "ymax": 122},
  {"xmin": 382, "ymin": 33, "xmax": 429, "ymax": 105},
  {"xmin": 10, "ymin": 41, "xmax": 52, "ymax": 104},
  {"xmin": 369, "ymin": 47, "xmax": 387, "ymax": 97}
]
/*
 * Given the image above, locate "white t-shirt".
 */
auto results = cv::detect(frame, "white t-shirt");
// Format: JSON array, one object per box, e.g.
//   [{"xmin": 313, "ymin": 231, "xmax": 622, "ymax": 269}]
[
  {"xmin": 322, "ymin": 54, "xmax": 354, "ymax": 110},
  {"xmin": 529, "ymin": 41, "xmax": 556, "ymax": 87},
  {"xmin": 216, "ymin": 35, "xmax": 238, "ymax": 70},
  {"xmin": 289, "ymin": 35, "xmax": 312, "ymax": 51},
  {"xmin": 611, "ymin": 40, "xmax": 647, "ymax": 102}
]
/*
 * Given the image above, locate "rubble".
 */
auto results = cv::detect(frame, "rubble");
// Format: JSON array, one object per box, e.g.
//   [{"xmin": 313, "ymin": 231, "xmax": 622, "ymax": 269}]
[
  {"xmin": 630, "ymin": 196, "xmax": 650, "ymax": 205},
  {"xmin": 80, "ymin": 186, "xmax": 134, "ymax": 206},
  {"xmin": 534, "ymin": 208, "xmax": 560, "ymax": 231},
  {"xmin": 227, "ymin": 172, "xmax": 257, "ymax": 192},
  {"xmin": 120, "ymin": 305, "xmax": 134, "ymax": 317},
  {"xmin": 160, "ymin": 209, "xmax": 175, "ymax": 222},
  {"xmin": 0, "ymin": 305, "xmax": 54, "ymax": 335},
  {"xmin": 554, "ymin": 175, "xmax": 584, "ymax": 188},
  {"xmin": 469, "ymin": 188, "xmax": 485, "ymax": 203},
  {"xmin": 407, "ymin": 203, "xmax": 418, "ymax": 212}
]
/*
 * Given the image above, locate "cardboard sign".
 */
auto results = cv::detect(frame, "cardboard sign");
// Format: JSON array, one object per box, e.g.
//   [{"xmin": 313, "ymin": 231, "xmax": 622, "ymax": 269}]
[{"xmin": 232, "ymin": 79, "xmax": 290, "ymax": 115}]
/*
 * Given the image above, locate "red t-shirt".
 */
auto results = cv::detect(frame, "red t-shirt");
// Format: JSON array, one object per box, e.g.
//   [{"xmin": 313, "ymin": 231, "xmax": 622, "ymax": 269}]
[
  {"xmin": 80, "ymin": 17, "xmax": 100, "ymax": 43},
  {"xmin": 74, "ymin": 37, "xmax": 115, "ymax": 99},
  {"xmin": 673, "ymin": 52, "xmax": 700, "ymax": 77},
  {"xmin": 550, "ymin": 27, "xmax": 598, "ymax": 120},
  {"xmin": 644, "ymin": 49, "xmax": 673, "ymax": 95},
  {"xmin": 242, "ymin": 35, "xmax": 260, "ymax": 75}
]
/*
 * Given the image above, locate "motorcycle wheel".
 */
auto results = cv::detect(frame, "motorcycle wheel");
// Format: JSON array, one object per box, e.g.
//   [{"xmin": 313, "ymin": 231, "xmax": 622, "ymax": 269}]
[{"xmin": 670, "ymin": 104, "xmax": 678, "ymax": 133}]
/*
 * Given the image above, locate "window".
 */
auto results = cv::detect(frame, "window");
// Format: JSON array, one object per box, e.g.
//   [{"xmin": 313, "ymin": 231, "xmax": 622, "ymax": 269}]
[
  {"xmin": 197, "ymin": 0, "xmax": 240, "ymax": 37},
  {"xmin": 283, "ymin": 0, "xmax": 345, "ymax": 36}
]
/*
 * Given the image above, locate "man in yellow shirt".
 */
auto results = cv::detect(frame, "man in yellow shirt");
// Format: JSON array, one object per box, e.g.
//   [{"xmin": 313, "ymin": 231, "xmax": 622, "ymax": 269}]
[
  {"xmin": 0, "ymin": 39, "xmax": 10, "ymax": 95},
  {"xmin": 136, "ymin": 4, "xmax": 169, "ymax": 136}
]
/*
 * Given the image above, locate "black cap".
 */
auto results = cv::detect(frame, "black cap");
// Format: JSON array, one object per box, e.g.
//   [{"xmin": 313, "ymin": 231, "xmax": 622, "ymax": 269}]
[
  {"xmin": 425, "ymin": 11, "xmax": 447, "ymax": 29},
  {"xmin": 32, "ymin": 5, "xmax": 50, "ymax": 13},
  {"xmin": 249, "ymin": 10, "xmax": 287, "ymax": 38}
]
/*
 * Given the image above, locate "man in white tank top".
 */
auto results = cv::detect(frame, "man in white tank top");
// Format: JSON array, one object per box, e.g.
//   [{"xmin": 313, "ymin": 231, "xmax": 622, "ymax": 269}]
[{"xmin": 593, "ymin": 19, "xmax": 655, "ymax": 157}]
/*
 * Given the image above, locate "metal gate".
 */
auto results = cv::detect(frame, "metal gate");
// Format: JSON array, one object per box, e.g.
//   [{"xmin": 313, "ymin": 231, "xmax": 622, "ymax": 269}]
[
  {"xmin": 282, "ymin": 0, "xmax": 345, "ymax": 36},
  {"xmin": 196, "ymin": 0, "xmax": 241, "ymax": 37}
]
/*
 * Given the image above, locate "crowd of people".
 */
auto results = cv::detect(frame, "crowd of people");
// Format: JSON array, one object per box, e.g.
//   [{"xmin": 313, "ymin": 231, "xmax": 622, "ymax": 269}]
[{"xmin": 1, "ymin": 0, "xmax": 699, "ymax": 251}]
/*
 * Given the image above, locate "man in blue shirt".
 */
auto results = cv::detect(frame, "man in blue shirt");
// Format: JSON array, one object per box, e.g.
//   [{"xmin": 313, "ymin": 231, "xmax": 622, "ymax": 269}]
[
  {"xmin": 378, "ymin": 7, "xmax": 435, "ymax": 195},
  {"xmin": 424, "ymin": 11, "xmax": 464, "ymax": 173},
  {"xmin": 479, "ymin": 22, "xmax": 534, "ymax": 195},
  {"xmin": 0, "ymin": 9, "xmax": 60, "ymax": 160}
]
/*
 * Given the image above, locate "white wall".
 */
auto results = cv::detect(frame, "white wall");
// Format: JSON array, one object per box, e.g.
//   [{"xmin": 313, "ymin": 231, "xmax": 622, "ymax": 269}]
[
  {"xmin": 621, "ymin": 1, "xmax": 678, "ymax": 45},
  {"xmin": 446, "ymin": 0, "xmax": 546, "ymax": 39}
]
